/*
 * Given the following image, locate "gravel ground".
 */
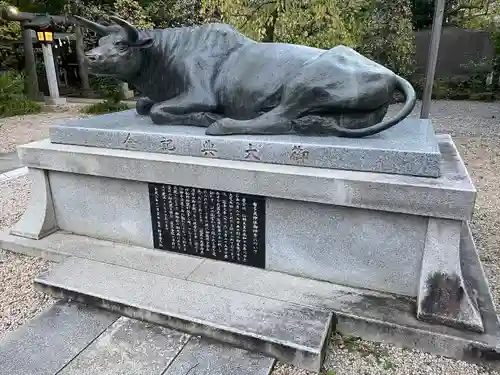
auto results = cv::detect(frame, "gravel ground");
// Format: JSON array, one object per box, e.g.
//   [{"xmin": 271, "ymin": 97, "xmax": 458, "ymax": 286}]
[
  {"xmin": 1, "ymin": 100, "xmax": 500, "ymax": 374},
  {"xmin": 0, "ymin": 175, "xmax": 54, "ymax": 342},
  {"xmin": 0, "ymin": 104, "xmax": 86, "ymax": 153}
]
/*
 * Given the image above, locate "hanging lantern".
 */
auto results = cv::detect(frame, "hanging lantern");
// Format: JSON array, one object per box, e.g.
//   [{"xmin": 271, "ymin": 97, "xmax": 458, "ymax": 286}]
[{"xmin": 23, "ymin": 14, "xmax": 54, "ymax": 44}]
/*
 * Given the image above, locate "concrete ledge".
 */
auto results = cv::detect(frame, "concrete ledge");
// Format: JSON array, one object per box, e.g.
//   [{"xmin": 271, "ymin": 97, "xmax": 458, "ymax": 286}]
[
  {"xmin": 16, "ymin": 135, "xmax": 475, "ymax": 220},
  {"xmin": 0, "ymin": 167, "xmax": 28, "ymax": 182}
]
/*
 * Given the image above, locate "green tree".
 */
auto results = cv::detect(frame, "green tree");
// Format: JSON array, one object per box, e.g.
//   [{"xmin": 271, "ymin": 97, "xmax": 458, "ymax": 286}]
[
  {"xmin": 359, "ymin": 0, "xmax": 415, "ymax": 77},
  {"xmin": 201, "ymin": 0, "xmax": 414, "ymax": 76},
  {"xmin": 114, "ymin": 0, "xmax": 153, "ymax": 28},
  {"xmin": 411, "ymin": 0, "xmax": 499, "ymax": 30},
  {"xmin": 0, "ymin": 2, "xmax": 22, "ymax": 70},
  {"xmin": 142, "ymin": 0, "xmax": 201, "ymax": 28},
  {"xmin": 201, "ymin": 0, "xmax": 368, "ymax": 47}
]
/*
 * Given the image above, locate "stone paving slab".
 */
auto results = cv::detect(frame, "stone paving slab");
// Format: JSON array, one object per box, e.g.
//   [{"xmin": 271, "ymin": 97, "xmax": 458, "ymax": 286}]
[
  {"xmin": 58, "ymin": 317, "xmax": 190, "ymax": 375},
  {"xmin": 49, "ymin": 110, "xmax": 441, "ymax": 177},
  {"xmin": 34, "ymin": 257, "xmax": 333, "ymax": 372},
  {"xmin": 164, "ymin": 336, "xmax": 275, "ymax": 375},
  {"xmin": 0, "ymin": 301, "xmax": 276, "ymax": 375},
  {"xmin": 0, "ymin": 301, "xmax": 119, "ymax": 375}
]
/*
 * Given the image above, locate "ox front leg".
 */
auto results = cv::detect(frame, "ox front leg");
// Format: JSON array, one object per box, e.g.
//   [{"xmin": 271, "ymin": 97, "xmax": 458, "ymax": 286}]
[
  {"xmin": 149, "ymin": 92, "xmax": 217, "ymax": 126},
  {"xmin": 136, "ymin": 97, "xmax": 155, "ymax": 115}
]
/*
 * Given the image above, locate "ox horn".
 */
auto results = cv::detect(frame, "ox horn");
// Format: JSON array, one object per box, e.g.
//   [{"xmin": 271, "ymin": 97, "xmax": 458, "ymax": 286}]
[
  {"xmin": 72, "ymin": 15, "xmax": 111, "ymax": 35},
  {"xmin": 109, "ymin": 15, "xmax": 139, "ymax": 43}
]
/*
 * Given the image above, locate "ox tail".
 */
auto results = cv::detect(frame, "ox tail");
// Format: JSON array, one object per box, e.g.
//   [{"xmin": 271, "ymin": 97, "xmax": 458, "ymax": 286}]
[{"xmin": 332, "ymin": 75, "xmax": 417, "ymax": 138}]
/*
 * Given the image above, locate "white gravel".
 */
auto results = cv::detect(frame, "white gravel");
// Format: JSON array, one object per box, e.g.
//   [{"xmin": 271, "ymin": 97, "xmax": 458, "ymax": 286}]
[
  {"xmin": 0, "ymin": 104, "xmax": 86, "ymax": 153},
  {"xmin": 0, "ymin": 175, "xmax": 54, "ymax": 342},
  {"xmin": 274, "ymin": 334, "xmax": 497, "ymax": 375},
  {"xmin": 1, "ymin": 101, "xmax": 500, "ymax": 374}
]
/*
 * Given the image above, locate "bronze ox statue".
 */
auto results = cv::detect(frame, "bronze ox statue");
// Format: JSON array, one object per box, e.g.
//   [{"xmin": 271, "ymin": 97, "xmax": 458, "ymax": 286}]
[{"xmin": 75, "ymin": 15, "xmax": 417, "ymax": 138}]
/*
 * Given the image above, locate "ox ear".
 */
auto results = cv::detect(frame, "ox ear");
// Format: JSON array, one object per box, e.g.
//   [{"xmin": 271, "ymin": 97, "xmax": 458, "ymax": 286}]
[{"xmin": 131, "ymin": 38, "xmax": 154, "ymax": 49}]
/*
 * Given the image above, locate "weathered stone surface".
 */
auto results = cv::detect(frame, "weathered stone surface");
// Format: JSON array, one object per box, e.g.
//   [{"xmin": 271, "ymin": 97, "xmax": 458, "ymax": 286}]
[
  {"xmin": 164, "ymin": 336, "xmax": 275, "ymax": 375},
  {"xmin": 41, "ymin": 169, "xmax": 428, "ymax": 295},
  {"xmin": 266, "ymin": 198, "xmax": 428, "ymax": 296},
  {"xmin": 48, "ymin": 171, "xmax": 153, "ymax": 248},
  {"xmin": 18, "ymin": 135, "xmax": 475, "ymax": 220},
  {"xmin": 10, "ymin": 168, "xmax": 58, "ymax": 239},
  {"xmin": 50, "ymin": 112, "xmax": 440, "ymax": 177},
  {"xmin": 35, "ymin": 257, "xmax": 333, "ymax": 372},
  {"xmin": 58, "ymin": 317, "xmax": 190, "ymax": 375},
  {"xmin": 417, "ymin": 218, "xmax": 484, "ymax": 332},
  {"xmin": 0, "ymin": 301, "xmax": 118, "ymax": 375},
  {"xmin": 189, "ymin": 225, "xmax": 500, "ymax": 365}
]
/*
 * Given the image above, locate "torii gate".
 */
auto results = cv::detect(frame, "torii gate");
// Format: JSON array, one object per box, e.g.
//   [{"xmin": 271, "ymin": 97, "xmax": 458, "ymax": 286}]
[{"xmin": 0, "ymin": 5, "xmax": 89, "ymax": 103}]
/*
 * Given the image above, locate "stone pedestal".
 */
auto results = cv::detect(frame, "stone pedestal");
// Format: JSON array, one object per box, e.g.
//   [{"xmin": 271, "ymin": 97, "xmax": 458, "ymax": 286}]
[
  {"xmin": 50, "ymin": 110, "xmax": 441, "ymax": 177},
  {"xmin": 5, "ymin": 114, "xmax": 499, "ymax": 368}
]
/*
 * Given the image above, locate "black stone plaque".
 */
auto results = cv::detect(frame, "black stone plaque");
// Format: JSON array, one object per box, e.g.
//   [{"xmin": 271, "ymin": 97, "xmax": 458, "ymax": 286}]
[{"xmin": 148, "ymin": 183, "xmax": 266, "ymax": 268}]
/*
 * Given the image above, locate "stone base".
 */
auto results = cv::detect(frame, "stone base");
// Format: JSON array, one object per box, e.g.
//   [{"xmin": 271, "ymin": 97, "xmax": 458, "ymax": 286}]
[
  {"xmin": 49, "ymin": 110, "xmax": 441, "ymax": 177},
  {"xmin": 8, "ymin": 134, "xmax": 495, "ymax": 350},
  {"xmin": 44, "ymin": 97, "xmax": 67, "ymax": 106}
]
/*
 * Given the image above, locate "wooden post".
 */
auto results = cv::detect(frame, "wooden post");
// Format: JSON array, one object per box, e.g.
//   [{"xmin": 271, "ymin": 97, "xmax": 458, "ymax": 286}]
[
  {"xmin": 74, "ymin": 24, "xmax": 90, "ymax": 91},
  {"xmin": 21, "ymin": 25, "xmax": 41, "ymax": 100},
  {"xmin": 420, "ymin": 0, "xmax": 445, "ymax": 119}
]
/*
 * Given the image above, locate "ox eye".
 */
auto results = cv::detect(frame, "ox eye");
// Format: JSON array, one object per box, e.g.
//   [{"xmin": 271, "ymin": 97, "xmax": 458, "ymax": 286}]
[{"xmin": 114, "ymin": 42, "xmax": 128, "ymax": 51}]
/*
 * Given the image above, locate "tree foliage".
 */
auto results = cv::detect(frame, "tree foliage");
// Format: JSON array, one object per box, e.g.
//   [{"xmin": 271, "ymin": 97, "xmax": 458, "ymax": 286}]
[
  {"xmin": 359, "ymin": 0, "xmax": 415, "ymax": 77},
  {"xmin": 0, "ymin": 0, "xmax": 22, "ymax": 70},
  {"xmin": 114, "ymin": 0, "xmax": 153, "ymax": 28},
  {"xmin": 201, "ymin": 0, "xmax": 367, "ymax": 46},
  {"xmin": 411, "ymin": 0, "xmax": 500, "ymax": 30},
  {"xmin": 0, "ymin": 71, "xmax": 41, "ymax": 117},
  {"xmin": 201, "ymin": 0, "xmax": 415, "ymax": 76}
]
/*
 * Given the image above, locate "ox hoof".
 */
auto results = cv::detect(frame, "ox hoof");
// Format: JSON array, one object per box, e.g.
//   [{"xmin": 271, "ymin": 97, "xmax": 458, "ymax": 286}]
[{"xmin": 206, "ymin": 121, "xmax": 229, "ymax": 135}]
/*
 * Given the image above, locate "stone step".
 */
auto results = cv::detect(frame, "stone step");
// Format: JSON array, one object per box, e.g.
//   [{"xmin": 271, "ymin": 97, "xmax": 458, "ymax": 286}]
[
  {"xmin": 34, "ymin": 257, "xmax": 333, "ymax": 372},
  {"xmin": 0, "ymin": 301, "xmax": 275, "ymax": 375}
]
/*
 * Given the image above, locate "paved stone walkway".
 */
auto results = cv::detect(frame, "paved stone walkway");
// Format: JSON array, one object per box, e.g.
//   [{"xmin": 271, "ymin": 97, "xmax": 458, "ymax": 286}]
[{"xmin": 0, "ymin": 301, "xmax": 275, "ymax": 375}]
